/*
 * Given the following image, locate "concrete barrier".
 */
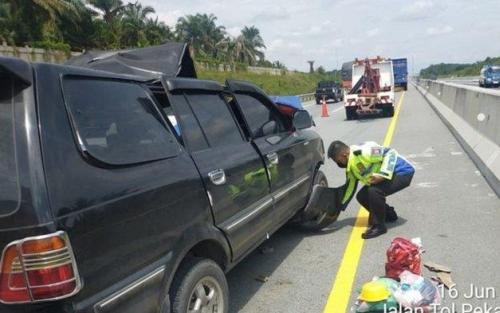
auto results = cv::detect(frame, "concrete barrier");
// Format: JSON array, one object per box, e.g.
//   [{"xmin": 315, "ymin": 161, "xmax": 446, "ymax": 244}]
[
  {"xmin": 415, "ymin": 79, "xmax": 500, "ymax": 196},
  {"xmin": 0, "ymin": 42, "xmax": 81, "ymax": 64}
]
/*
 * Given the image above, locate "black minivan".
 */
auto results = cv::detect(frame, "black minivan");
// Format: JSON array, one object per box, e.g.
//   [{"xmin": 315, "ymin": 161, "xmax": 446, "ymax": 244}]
[{"xmin": 0, "ymin": 56, "xmax": 336, "ymax": 313}]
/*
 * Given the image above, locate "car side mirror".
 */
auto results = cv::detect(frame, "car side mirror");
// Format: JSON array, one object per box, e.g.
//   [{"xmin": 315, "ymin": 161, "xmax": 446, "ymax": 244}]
[
  {"xmin": 293, "ymin": 110, "xmax": 312, "ymax": 130},
  {"xmin": 261, "ymin": 120, "xmax": 277, "ymax": 137}
]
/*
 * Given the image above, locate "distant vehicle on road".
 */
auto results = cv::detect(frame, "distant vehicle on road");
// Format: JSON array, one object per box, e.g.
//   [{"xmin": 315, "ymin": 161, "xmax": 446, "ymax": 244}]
[
  {"xmin": 392, "ymin": 58, "xmax": 408, "ymax": 90},
  {"xmin": 315, "ymin": 80, "xmax": 343, "ymax": 104},
  {"xmin": 0, "ymin": 55, "xmax": 336, "ymax": 313},
  {"xmin": 344, "ymin": 57, "xmax": 395, "ymax": 120},
  {"xmin": 479, "ymin": 65, "xmax": 500, "ymax": 87}
]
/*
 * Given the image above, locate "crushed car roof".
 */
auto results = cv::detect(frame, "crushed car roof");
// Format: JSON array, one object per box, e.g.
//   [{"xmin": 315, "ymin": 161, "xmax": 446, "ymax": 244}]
[{"xmin": 65, "ymin": 43, "xmax": 196, "ymax": 79}]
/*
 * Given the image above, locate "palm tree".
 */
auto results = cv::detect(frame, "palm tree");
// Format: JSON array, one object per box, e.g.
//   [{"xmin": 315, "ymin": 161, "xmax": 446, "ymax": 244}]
[
  {"xmin": 234, "ymin": 26, "xmax": 266, "ymax": 66},
  {"xmin": 144, "ymin": 17, "xmax": 172, "ymax": 45},
  {"xmin": 233, "ymin": 35, "xmax": 262, "ymax": 66},
  {"xmin": 0, "ymin": 2, "xmax": 14, "ymax": 43},
  {"xmin": 216, "ymin": 36, "xmax": 236, "ymax": 66},
  {"xmin": 241, "ymin": 26, "xmax": 266, "ymax": 50},
  {"xmin": 4, "ymin": 0, "xmax": 80, "ymax": 44},
  {"xmin": 120, "ymin": 1, "xmax": 155, "ymax": 47},
  {"xmin": 176, "ymin": 13, "xmax": 225, "ymax": 57},
  {"xmin": 30, "ymin": 0, "xmax": 79, "ymax": 24},
  {"xmin": 87, "ymin": 0, "xmax": 124, "ymax": 24}
]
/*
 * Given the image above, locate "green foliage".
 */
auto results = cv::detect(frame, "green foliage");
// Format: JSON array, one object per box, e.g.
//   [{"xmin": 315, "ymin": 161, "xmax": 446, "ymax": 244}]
[
  {"xmin": 32, "ymin": 40, "xmax": 71, "ymax": 54},
  {"xmin": 420, "ymin": 57, "xmax": 500, "ymax": 78},
  {"xmin": 198, "ymin": 70, "xmax": 338, "ymax": 95},
  {"xmin": 2, "ymin": 0, "xmax": 328, "ymax": 89}
]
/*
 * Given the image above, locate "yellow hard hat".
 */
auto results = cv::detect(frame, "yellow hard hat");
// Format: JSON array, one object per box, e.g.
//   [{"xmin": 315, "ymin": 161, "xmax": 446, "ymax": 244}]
[{"xmin": 358, "ymin": 281, "xmax": 390, "ymax": 302}]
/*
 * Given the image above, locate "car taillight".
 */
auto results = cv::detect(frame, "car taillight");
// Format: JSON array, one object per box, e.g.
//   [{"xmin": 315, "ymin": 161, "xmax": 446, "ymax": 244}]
[{"xmin": 0, "ymin": 231, "xmax": 81, "ymax": 304}]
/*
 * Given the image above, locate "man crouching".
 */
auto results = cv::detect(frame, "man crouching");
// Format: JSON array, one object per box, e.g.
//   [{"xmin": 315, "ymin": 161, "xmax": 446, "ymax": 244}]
[{"xmin": 328, "ymin": 141, "xmax": 415, "ymax": 239}]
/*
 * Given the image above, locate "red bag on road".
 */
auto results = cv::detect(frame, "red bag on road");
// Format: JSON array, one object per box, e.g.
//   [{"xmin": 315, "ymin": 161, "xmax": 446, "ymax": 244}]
[{"xmin": 385, "ymin": 237, "xmax": 421, "ymax": 279}]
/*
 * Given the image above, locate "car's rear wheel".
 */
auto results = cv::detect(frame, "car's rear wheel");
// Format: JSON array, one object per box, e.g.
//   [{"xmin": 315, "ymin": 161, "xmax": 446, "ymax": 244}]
[
  {"xmin": 296, "ymin": 170, "xmax": 340, "ymax": 231},
  {"xmin": 170, "ymin": 258, "xmax": 228, "ymax": 313}
]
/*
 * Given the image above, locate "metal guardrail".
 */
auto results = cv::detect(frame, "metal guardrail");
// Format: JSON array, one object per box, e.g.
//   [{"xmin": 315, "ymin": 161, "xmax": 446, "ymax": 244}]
[{"xmin": 296, "ymin": 93, "xmax": 315, "ymax": 103}]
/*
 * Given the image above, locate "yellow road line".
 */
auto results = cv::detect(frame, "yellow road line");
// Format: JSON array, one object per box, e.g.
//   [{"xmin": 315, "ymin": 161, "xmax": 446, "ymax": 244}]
[{"xmin": 322, "ymin": 92, "xmax": 406, "ymax": 313}]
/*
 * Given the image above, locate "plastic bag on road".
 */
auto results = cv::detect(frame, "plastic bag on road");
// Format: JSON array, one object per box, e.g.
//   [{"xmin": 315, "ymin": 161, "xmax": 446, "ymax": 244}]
[
  {"xmin": 385, "ymin": 237, "xmax": 421, "ymax": 279},
  {"xmin": 393, "ymin": 271, "xmax": 441, "ymax": 311}
]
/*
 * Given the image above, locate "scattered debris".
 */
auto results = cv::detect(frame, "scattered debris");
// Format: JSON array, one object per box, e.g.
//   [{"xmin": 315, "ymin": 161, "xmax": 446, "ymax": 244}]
[
  {"xmin": 255, "ymin": 275, "xmax": 269, "ymax": 283},
  {"xmin": 424, "ymin": 261, "xmax": 451, "ymax": 273},
  {"xmin": 424, "ymin": 260, "xmax": 455, "ymax": 289},
  {"xmin": 431, "ymin": 272, "xmax": 455, "ymax": 290}
]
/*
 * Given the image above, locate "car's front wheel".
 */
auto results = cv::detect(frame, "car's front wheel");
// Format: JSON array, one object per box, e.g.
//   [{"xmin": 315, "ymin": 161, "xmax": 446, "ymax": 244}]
[
  {"xmin": 296, "ymin": 170, "xmax": 340, "ymax": 231},
  {"xmin": 170, "ymin": 258, "xmax": 228, "ymax": 313}
]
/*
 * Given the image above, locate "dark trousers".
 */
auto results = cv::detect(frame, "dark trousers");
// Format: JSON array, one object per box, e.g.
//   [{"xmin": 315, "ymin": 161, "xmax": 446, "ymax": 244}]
[{"xmin": 356, "ymin": 173, "xmax": 414, "ymax": 227}]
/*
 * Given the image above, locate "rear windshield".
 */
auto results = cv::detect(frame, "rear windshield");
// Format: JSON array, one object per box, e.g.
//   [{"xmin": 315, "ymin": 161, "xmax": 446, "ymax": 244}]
[{"xmin": 0, "ymin": 77, "xmax": 20, "ymax": 216}]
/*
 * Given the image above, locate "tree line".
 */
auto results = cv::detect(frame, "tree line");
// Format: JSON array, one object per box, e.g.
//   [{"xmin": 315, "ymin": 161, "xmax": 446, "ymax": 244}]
[
  {"xmin": 420, "ymin": 57, "xmax": 500, "ymax": 79},
  {"xmin": 0, "ymin": 0, "xmax": 284, "ymax": 68}
]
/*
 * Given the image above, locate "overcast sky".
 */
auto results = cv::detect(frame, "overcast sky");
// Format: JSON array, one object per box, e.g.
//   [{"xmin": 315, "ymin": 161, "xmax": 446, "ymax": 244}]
[{"xmin": 141, "ymin": 0, "xmax": 500, "ymax": 73}]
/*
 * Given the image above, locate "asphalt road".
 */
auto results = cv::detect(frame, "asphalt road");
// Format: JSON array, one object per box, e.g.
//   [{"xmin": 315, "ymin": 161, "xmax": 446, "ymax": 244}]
[{"xmin": 225, "ymin": 84, "xmax": 500, "ymax": 313}]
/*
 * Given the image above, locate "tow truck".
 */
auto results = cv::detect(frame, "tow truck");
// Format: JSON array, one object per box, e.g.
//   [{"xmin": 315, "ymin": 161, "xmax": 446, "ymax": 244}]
[{"xmin": 344, "ymin": 57, "xmax": 395, "ymax": 120}]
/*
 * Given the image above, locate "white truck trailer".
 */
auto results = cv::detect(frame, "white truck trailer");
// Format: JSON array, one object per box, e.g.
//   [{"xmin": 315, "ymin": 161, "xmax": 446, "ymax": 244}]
[{"xmin": 344, "ymin": 57, "xmax": 395, "ymax": 120}]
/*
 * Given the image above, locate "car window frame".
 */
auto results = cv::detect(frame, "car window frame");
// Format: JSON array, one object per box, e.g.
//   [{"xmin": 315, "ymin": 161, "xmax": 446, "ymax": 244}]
[
  {"xmin": 231, "ymin": 92, "xmax": 290, "ymax": 139},
  {"xmin": 60, "ymin": 74, "xmax": 181, "ymax": 167},
  {"xmin": 166, "ymin": 89, "xmax": 248, "ymax": 153}
]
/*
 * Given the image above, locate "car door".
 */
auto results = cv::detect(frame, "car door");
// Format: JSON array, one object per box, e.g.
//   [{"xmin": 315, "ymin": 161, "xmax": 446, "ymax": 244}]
[
  {"xmin": 227, "ymin": 82, "xmax": 314, "ymax": 225},
  {"xmin": 167, "ymin": 87, "xmax": 274, "ymax": 260}
]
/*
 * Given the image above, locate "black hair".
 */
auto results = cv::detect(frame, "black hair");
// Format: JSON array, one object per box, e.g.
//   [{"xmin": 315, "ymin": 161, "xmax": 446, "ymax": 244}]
[{"xmin": 327, "ymin": 140, "xmax": 349, "ymax": 159}]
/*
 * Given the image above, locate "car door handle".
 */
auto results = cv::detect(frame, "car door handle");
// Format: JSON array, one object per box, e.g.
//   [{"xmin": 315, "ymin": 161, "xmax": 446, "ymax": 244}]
[
  {"xmin": 267, "ymin": 152, "xmax": 279, "ymax": 165},
  {"xmin": 208, "ymin": 169, "xmax": 226, "ymax": 185}
]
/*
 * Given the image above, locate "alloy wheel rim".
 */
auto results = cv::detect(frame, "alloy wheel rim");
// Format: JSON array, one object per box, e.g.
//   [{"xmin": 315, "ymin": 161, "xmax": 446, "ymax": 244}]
[{"xmin": 187, "ymin": 276, "xmax": 224, "ymax": 313}]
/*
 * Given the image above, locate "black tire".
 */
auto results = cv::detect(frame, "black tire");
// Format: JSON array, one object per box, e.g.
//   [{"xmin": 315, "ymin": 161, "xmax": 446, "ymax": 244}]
[
  {"xmin": 296, "ymin": 170, "xmax": 340, "ymax": 231},
  {"xmin": 170, "ymin": 258, "xmax": 228, "ymax": 313},
  {"xmin": 346, "ymin": 108, "xmax": 357, "ymax": 120},
  {"xmin": 383, "ymin": 106, "xmax": 394, "ymax": 117}
]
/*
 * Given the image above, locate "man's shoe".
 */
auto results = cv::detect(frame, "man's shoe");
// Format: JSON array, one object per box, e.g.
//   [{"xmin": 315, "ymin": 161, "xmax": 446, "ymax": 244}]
[
  {"xmin": 386, "ymin": 206, "xmax": 398, "ymax": 223},
  {"xmin": 362, "ymin": 225, "xmax": 387, "ymax": 239}
]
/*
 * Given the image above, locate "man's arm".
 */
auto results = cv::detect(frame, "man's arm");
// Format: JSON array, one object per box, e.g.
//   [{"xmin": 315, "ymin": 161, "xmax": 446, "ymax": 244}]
[
  {"xmin": 361, "ymin": 142, "xmax": 397, "ymax": 181},
  {"xmin": 341, "ymin": 171, "xmax": 358, "ymax": 207},
  {"xmin": 373, "ymin": 148, "xmax": 397, "ymax": 180}
]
